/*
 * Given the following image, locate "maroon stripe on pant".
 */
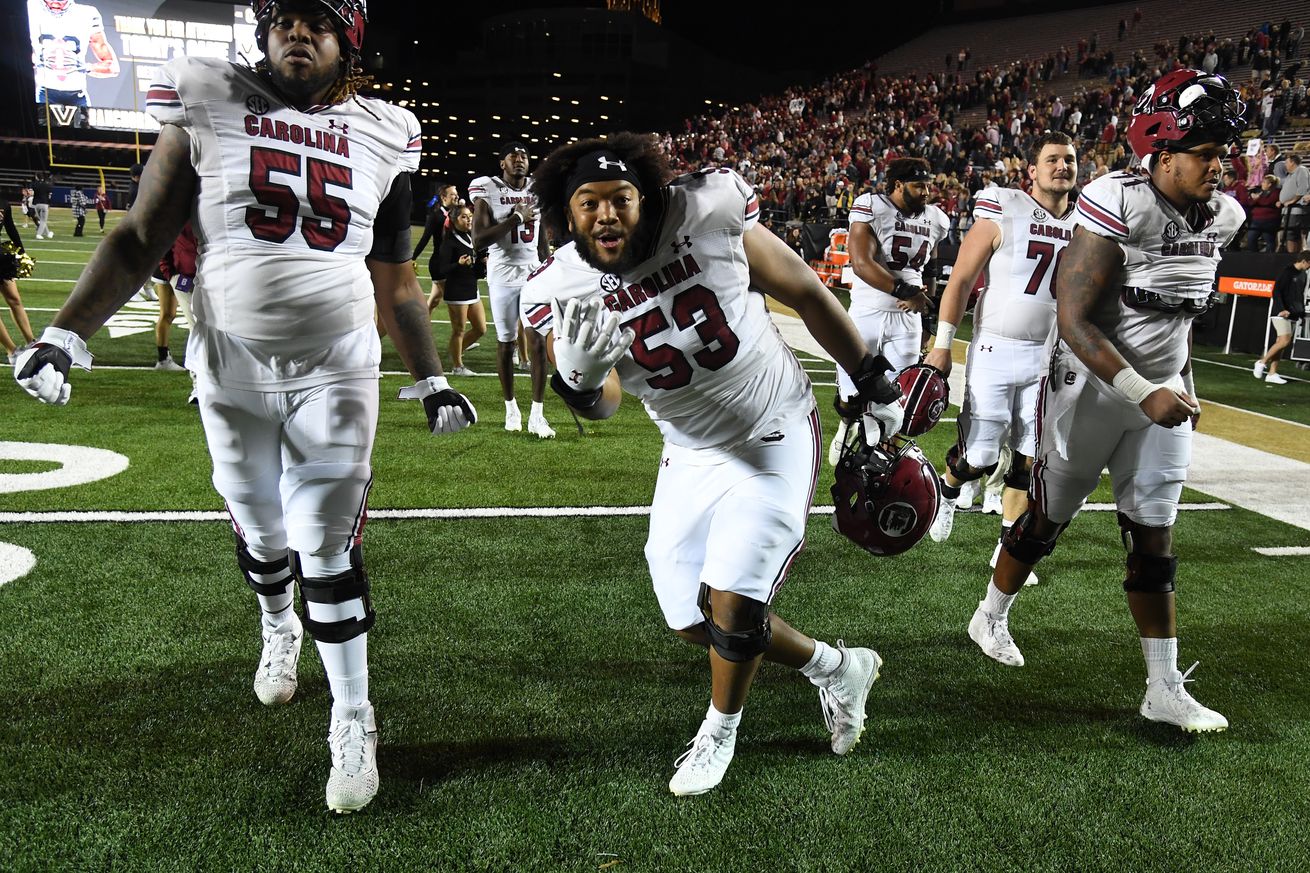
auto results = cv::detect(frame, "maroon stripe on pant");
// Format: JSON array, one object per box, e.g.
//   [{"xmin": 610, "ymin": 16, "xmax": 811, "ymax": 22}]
[{"xmin": 768, "ymin": 408, "xmax": 821, "ymax": 602}]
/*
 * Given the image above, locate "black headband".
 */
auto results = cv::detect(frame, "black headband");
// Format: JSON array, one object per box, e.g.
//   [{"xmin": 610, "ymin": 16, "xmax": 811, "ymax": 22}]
[
  {"xmin": 889, "ymin": 164, "xmax": 932, "ymax": 184},
  {"xmin": 565, "ymin": 150, "xmax": 643, "ymax": 201}
]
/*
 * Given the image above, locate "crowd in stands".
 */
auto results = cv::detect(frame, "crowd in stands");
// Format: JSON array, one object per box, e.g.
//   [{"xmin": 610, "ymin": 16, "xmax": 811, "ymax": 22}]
[{"xmin": 660, "ymin": 16, "xmax": 1310, "ymax": 254}]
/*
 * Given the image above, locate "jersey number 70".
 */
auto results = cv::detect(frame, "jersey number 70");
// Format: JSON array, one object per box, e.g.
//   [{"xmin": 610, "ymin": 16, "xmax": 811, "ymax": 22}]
[{"xmin": 246, "ymin": 146, "xmax": 353, "ymax": 252}]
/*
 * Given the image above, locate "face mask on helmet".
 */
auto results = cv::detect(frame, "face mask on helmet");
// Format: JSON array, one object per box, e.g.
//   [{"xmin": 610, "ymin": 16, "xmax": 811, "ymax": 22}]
[
  {"xmin": 831, "ymin": 429, "xmax": 941, "ymax": 557},
  {"xmin": 1128, "ymin": 70, "xmax": 1245, "ymax": 159}
]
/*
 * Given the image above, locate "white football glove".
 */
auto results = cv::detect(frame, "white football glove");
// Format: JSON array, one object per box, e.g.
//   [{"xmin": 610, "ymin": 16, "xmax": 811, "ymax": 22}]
[
  {"xmin": 14, "ymin": 326, "xmax": 94, "ymax": 406},
  {"xmin": 550, "ymin": 296, "xmax": 634, "ymax": 392},
  {"xmin": 398, "ymin": 376, "xmax": 478, "ymax": 434},
  {"xmin": 862, "ymin": 402, "xmax": 905, "ymax": 446}
]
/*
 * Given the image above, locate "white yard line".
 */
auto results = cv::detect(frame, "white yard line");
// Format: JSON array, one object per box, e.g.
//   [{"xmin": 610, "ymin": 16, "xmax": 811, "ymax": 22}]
[
  {"xmin": 1251, "ymin": 546, "xmax": 1310, "ymax": 557},
  {"xmin": 0, "ymin": 503, "xmax": 1230, "ymax": 524}
]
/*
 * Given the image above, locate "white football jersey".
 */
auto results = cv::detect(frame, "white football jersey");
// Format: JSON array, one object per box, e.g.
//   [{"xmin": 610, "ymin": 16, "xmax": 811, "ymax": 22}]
[
  {"xmin": 971, "ymin": 188, "xmax": 1075, "ymax": 343},
  {"xmin": 147, "ymin": 57, "xmax": 421, "ymax": 389},
  {"xmin": 468, "ymin": 175, "xmax": 539, "ymax": 285},
  {"xmin": 847, "ymin": 193, "xmax": 949, "ymax": 314},
  {"xmin": 29, "ymin": 0, "xmax": 105, "ymax": 94},
  {"xmin": 522, "ymin": 168, "xmax": 812, "ymax": 450},
  {"xmin": 1064, "ymin": 170, "xmax": 1244, "ymax": 381}
]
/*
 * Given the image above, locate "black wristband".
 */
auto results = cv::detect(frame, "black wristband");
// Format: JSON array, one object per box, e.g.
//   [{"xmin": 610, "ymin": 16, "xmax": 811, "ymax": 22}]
[
  {"xmin": 550, "ymin": 370, "xmax": 603, "ymax": 409},
  {"xmin": 851, "ymin": 353, "xmax": 901, "ymax": 406},
  {"xmin": 892, "ymin": 280, "xmax": 922, "ymax": 300}
]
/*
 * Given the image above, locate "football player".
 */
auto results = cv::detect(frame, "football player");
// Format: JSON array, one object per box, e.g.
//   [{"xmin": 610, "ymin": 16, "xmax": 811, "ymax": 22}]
[
  {"xmin": 13, "ymin": 0, "xmax": 477, "ymax": 812},
  {"xmin": 966, "ymin": 70, "xmax": 1245, "ymax": 732},
  {"xmin": 830, "ymin": 157, "xmax": 950, "ymax": 465},
  {"xmin": 523, "ymin": 133, "xmax": 905, "ymax": 796},
  {"xmin": 923, "ymin": 131, "xmax": 1080, "ymax": 587},
  {"xmin": 28, "ymin": 0, "xmax": 120, "ymax": 107},
  {"xmin": 471, "ymin": 144, "xmax": 555, "ymax": 437}
]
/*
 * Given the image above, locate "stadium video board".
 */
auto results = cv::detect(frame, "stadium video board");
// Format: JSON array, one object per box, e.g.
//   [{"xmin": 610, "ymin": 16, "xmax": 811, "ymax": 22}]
[{"xmin": 28, "ymin": 0, "xmax": 263, "ymax": 132}]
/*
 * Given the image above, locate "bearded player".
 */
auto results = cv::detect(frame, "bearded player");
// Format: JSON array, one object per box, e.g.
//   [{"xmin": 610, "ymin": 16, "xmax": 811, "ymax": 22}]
[
  {"xmin": 471, "ymin": 144, "xmax": 555, "ymax": 437},
  {"xmin": 14, "ymin": 0, "xmax": 477, "ymax": 811},
  {"xmin": 965, "ymin": 70, "xmax": 1245, "ymax": 732},
  {"xmin": 29, "ymin": 0, "xmax": 120, "ymax": 107},
  {"xmin": 829, "ymin": 157, "xmax": 950, "ymax": 465},
  {"xmin": 923, "ymin": 132, "xmax": 1079, "ymax": 589},
  {"xmin": 522, "ymin": 134, "xmax": 909, "ymax": 795}
]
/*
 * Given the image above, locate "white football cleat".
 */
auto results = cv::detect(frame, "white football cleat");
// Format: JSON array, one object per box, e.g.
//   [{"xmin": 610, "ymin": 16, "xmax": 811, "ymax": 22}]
[
  {"xmin": 1265, "ymin": 373, "xmax": 1288, "ymax": 385},
  {"xmin": 528, "ymin": 413, "xmax": 556, "ymax": 439},
  {"xmin": 668, "ymin": 720, "xmax": 736, "ymax": 796},
  {"xmin": 827, "ymin": 418, "xmax": 851, "ymax": 467},
  {"xmin": 982, "ymin": 491, "xmax": 1003, "ymax": 515},
  {"xmin": 326, "ymin": 702, "xmax": 379, "ymax": 813},
  {"xmin": 928, "ymin": 496, "xmax": 955, "ymax": 542},
  {"xmin": 968, "ymin": 603, "xmax": 1024, "ymax": 667},
  {"xmin": 1252, "ymin": 361, "xmax": 1266, "ymax": 380},
  {"xmin": 818, "ymin": 642, "xmax": 882, "ymax": 755},
  {"xmin": 154, "ymin": 355, "xmax": 186, "ymax": 372},
  {"xmin": 504, "ymin": 405, "xmax": 522, "ymax": 432},
  {"xmin": 989, "ymin": 540, "xmax": 1038, "ymax": 586},
  {"xmin": 253, "ymin": 615, "xmax": 302, "ymax": 706},
  {"xmin": 449, "ymin": 365, "xmax": 477, "ymax": 376},
  {"xmin": 1140, "ymin": 662, "xmax": 1228, "ymax": 732},
  {"xmin": 954, "ymin": 479, "xmax": 980, "ymax": 510}
]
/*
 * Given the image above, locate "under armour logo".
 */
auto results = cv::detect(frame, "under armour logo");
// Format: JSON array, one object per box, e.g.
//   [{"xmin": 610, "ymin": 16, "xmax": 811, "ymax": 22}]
[
  {"xmin": 978, "ymin": 345, "xmax": 993, "ymax": 353},
  {"xmin": 328, "ymin": 119, "xmax": 349, "ymax": 134},
  {"xmin": 598, "ymin": 156, "xmax": 627, "ymax": 171},
  {"xmin": 569, "ymin": 369, "xmax": 583, "ymax": 384},
  {"xmin": 660, "ymin": 458, "xmax": 670, "ymax": 467},
  {"xmin": 671, "ymin": 235, "xmax": 692, "ymax": 252}
]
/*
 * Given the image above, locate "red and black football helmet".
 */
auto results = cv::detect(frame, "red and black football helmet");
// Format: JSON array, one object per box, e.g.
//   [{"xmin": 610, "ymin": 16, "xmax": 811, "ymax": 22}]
[
  {"xmin": 252, "ymin": 0, "xmax": 367, "ymax": 59},
  {"xmin": 1127, "ymin": 69, "xmax": 1245, "ymax": 160},
  {"xmin": 831, "ymin": 429, "xmax": 940, "ymax": 557},
  {"xmin": 895, "ymin": 363, "xmax": 949, "ymax": 437}
]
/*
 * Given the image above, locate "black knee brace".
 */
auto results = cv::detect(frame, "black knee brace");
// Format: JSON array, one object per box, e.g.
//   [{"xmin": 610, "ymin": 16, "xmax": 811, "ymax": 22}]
[
  {"xmin": 236, "ymin": 537, "xmax": 292, "ymax": 596},
  {"xmin": 292, "ymin": 545, "xmax": 375, "ymax": 644},
  {"xmin": 1002, "ymin": 453, "xmax": 1031, "ymax": 492},
  {"xmin": 1123, "ymin": 553, "xmax": 1178, "ymax": 593},
  {"xmin": 945, "ymin": 443, "xmax": 994, "ymax": 483},
  {"xmin": 1001, "ymin": 510, "xmax": 1064, "ymax": 565},
  {"xmin": 697, "ymin": 583, "xmax": 772, "ymax": 662}
]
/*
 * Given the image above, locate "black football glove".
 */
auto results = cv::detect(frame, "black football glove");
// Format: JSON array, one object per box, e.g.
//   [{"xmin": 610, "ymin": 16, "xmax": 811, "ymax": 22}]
[{"xmin": 397, "ymin": 376, "xmax": 478, "ymax": 434}]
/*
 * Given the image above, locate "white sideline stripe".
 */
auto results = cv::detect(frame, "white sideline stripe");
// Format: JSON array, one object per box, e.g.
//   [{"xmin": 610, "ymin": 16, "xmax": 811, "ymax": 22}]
[
  {"xmin": 1193, "ymin": 355, "xmax": 1309, "ymax": 385},
  {"xmin": 0, "ymin": 503, "xmax": 1230, "ymax": 524},
  {"xmin": 1251, "ymin": 546, "xmax": 1310, "ymax": 557},
  {"xmin": 770, "ymin": 310, "xmax": 1310, "ymax": 531}
]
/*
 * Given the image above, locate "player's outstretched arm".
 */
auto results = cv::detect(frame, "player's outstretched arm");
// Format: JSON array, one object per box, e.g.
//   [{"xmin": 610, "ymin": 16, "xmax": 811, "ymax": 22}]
[
  {"xmin": 744, "ymin": 223, "xmax": 869, "ymax": 371},
  {"xmin": 88, "ymin": 32, "xmax": 120, "ymax": 77},
  {"xmin": 55, "ymin": 123, "xmax": 196, "ymax": 340},
  {"xmin": 14, "ymin": 124, "xmax": 194, "ymax": 404},
  {"xmin": 924, "ymin": 218, "xmax": 999, "ymax": 375},
  {"xmin": 744, "ymin": 224, "xmax": 904, "ymax": 438}
]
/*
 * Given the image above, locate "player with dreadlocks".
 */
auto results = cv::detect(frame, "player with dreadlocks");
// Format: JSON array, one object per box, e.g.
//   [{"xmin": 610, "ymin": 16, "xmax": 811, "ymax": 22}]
[{"xmin": 13, "ymin": 0, "xmax": 476, "ymax": 813}]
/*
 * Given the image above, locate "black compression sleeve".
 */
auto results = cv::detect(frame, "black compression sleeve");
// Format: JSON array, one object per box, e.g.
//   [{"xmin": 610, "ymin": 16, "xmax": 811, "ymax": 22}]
[{"xmin": 369, "ymin": 172, "xmax": 415, "ymax": 263}]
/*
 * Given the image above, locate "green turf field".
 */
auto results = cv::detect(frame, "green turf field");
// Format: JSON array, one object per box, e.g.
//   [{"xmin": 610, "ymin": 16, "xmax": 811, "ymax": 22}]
[{"xmin": 3, "ymin": 210, "xmax": 1310, "ymax": 871}]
